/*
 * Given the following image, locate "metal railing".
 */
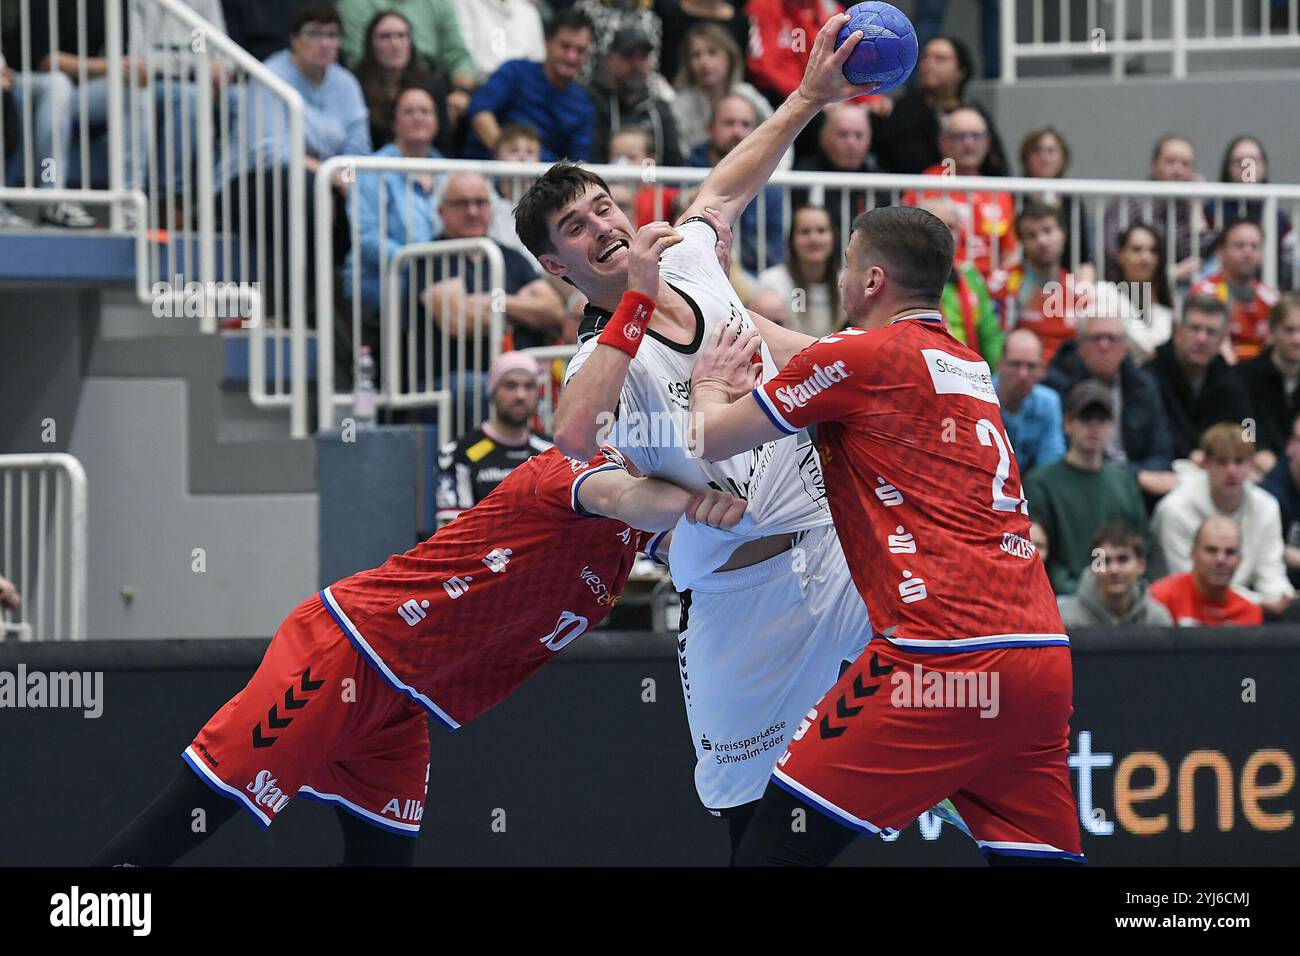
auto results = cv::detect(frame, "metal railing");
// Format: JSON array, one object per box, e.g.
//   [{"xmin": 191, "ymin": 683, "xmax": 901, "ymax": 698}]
[
  {"xmin": 520, "ymin": 344, "xmax": 580, "ymax": 438},
  {"xmin": 313, "ymin": 158, "xmax": 1300, "ymax": 442},
  {"xmin": 1000, "ymin": 0, "xmax": 1300, "ymax": 81},
  {"xmin": 0, "ymin": 454, "xmax": 87, "ymax": 642},
  {"xmin": 0, "ymin": 1, "xmax": 307, "ymax": 435}
]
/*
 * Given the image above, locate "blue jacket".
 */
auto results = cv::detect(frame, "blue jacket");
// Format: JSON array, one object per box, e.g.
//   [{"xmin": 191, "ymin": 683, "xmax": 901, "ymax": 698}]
[
  {"xmin": 1261, "ymin": 460, "xmax": 1300, "ymax": 589},
  {"xmin": 340, "ymin": 143, "xmax": 445, "ymax": 309},
  {"xmin": 994, "ymin": 379, "xmax": 1065, "ymax": 474},
  {"xmin": 686, "ymin": 142, "xmax": 784, "ymax": 276},
  {"xmin": 465, "ymin": 59, "xmax": 593, "ymax": 161}
]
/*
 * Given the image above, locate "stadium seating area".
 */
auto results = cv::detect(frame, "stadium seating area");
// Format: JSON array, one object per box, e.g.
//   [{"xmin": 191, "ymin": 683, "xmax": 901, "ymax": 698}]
[{"xmin": 3, "ymin": 0, "xmax": 1300, "ymax": 637}]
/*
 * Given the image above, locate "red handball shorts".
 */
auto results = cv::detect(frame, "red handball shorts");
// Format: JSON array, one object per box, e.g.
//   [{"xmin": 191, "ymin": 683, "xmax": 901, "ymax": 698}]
[
  {"xmin": 772, "ymin": 641, "xmax": 1085, "ymax": 862},
  {"xmin": 183, "ymin": 593, "xmax": 430, "ymax": 836}
]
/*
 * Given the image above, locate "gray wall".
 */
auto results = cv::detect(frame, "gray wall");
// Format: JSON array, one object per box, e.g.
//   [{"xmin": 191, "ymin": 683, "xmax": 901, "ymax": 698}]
[{"xmin": 68, "ymin": 378, "xmax": 317, "ymax": 639}]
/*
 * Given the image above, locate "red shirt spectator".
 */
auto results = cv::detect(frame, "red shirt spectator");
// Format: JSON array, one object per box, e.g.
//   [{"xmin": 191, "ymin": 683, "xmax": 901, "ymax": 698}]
[
  {"xmin": 1190, "ymin": 271, "xmax": 1278, "ymax": 362},
  {"xmin": 745, "ymin": 0, "xmax": 882, "ymax": 109},
  {"xmin": 1149, "ymin": 572, "xmax": 1263, "ymax": 626},
  {"xmin": 988, "ymin": 265, "xmax": 1077, "ymax": 362},
  {"xmin": 906, "ymin": 167, "xmax": 1015, "ymax": 279}
]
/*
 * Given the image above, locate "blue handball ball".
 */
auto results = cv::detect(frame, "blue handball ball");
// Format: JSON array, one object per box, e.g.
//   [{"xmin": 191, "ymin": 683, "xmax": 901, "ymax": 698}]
[{"xmin": 836, "ymin": 1, "xmax": 919, "ymax": 93}]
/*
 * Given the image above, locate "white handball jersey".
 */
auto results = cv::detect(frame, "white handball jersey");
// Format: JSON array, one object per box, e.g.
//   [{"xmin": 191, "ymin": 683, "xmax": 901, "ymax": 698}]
[{"xmin": 565, "ymin": 218, "xmax": 832, "ymax": 588}]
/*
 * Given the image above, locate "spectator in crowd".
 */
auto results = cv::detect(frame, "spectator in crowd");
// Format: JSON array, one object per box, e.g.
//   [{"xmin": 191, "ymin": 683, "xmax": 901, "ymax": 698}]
[
  {"xmin": 669, "ymin": 21, "xmax": 772, "ymax": 160},
  {"xmin": 340, "ymin": 0, "xmax": 477, "ymax": 127},
  {"xmin": 219, "ymin": 3, "xmax": 370, "ymax": 312},
  {"xmin": 341, "ymin": 87, "xmax": 444, "ymax": 315},
  {"xmin": 1045, "ymin": 288, "xmax": 1176, "ymax": 498},
  {"xmin": 903, "ymin": 107, "xmax": 1016, "ymax": 280},
  {"xmin": 1112, "ymin": 223, "xmax": 1175, "ymax": 364},
  {"xmin": 590, "ymin": 27, "xmax": 683, "ymax": 167},
  {"xmin": 466, "ymin": 9, "xmax": 596, "ymax": 161},
  {"xmin": 352, "ymin": 11, "xmax": 452, "ymax": 153},
  {"xmin": 1149, "ymin": 516, "xmax": 1265, "ymax": 627},
  {"xmin": 988, "ymin": 202, "xmax": 1078, "ymax": 363},
  {"xmin": 451, "ymin": 0, "xmax": 546, "ymax": 83},
  {"xmin": 1104, "ymin": 134, "xmax": 1208, "ymax": 287},
  {"xmin": 1150, "ymin": 423, "xmax": 1294, "ymax": 614},
  {"xmin": 746, "ymin": 287, "xmax": 794, "ymax": 329},
  {"xmin": 0, "ymin": 46, "xmax": 23, "ymax": 228},
  {"xmin": 1189, "ymin": 218, "xmax": 1279, "ymax": 363},
  {"xmin": 1059, "ymin": 523, "xmax": 1173, "ymax": 628},
  {"xmin": 1019, "ymin": 126, "xmax": 1093, "ymax": 276},
  {"xmin": 223, "ymin": 0, "xmax": 299, "ymax": 62},
  {"xmin": 912, "ymin": 0, "xmax": 1001, "ymax": 79},
  {"xmin": 1236, "ymin": 294, "xmax": 1300, "ymax": 476},
  {"xmin": 435, "ymin": 351, "xmax": 552, "ymax": 526},
  {"xmin": 654, "ymin": 0, "xmax": 749, "ymax": 84},
  {"xmin": 421, "ymin": 172, "xmax": 565, "ymax": 361},
  {"xmin": 573, "ymin": 0, "xmax": 667, "ymax": 86},
  {"xmin": 925, "ymin": 198, "xmax": 1002, "ymax": 365},
  {"xmin": 790, "ymin": 103, "xmax": 885, "ymax": 217},
  {"xmin": 1260, "ymin": 411, "xmax": 1300, "ymax": 592},
  {"xmin": 878, "ymin": 36, "xmax": 1008, "ymax": 176},
  {"xmin": 489, "ymin": 123, "xmax": 546, "ymax": 271},
  {"xmin": 754, "ymin": 205, "xmax": 840, "ymax": 338},
  {"xmin": 1209, "ymin": 135, "xmax": 1289, "ymax": 248},
  {"xmin": 608, "ymin": 127, "xmax": 678, "ymax": 226},
  {"xmin": 0, "ymin": 573, "xmax": 18, "ymax": 611},
  {"xmin": 686, "ymin": 94, "xmax": 784, "ymax": 276},
  {"xmin": 1023, "ymin": 381, "xmax": 1150, "ymax": 596},
  {"xmin": 1148, "ymin": 296, "xmax": 1253, "ymax": 462},
  {"xmin": 995, "ymin": 328, "xmax": 1065, "ymax": 474}
]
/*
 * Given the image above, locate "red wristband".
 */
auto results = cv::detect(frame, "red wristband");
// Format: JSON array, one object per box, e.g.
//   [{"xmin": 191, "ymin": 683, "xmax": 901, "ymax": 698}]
[{"xmin": 597, "ymin": 291, "xmax": 655, "ymax": 358}]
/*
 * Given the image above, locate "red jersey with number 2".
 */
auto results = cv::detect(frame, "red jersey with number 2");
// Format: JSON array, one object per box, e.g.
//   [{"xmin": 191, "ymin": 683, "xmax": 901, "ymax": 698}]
[
  {"xmin": 753, "ymin": 314, "xmax": 1064, "ymax": 649},
  {"xmin": 321, "ymin": 446, "xmax": 652, "ymax": 728}
]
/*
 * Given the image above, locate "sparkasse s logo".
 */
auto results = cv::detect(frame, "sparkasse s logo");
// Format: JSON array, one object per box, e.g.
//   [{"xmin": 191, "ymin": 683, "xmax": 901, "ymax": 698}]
[{"xmin": 774, "ymin": 361, "xmax": 850, "ymax": 412}]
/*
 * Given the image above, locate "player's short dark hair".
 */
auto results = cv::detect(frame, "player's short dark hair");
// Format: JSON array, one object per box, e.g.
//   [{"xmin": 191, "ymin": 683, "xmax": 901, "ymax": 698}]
[
  {"xmin": 849, "ymin": 207, "xmax": 953, "ymax": 303},
  {"xmin": 1014, "ymin": 201, "xmax": 1063, "ymax": 237},
  {"xmin": 1213, "ymin": 216, "xmax": 1263, "ymax": 250},
  {"xmin": 291, "ymin": 1, "xmax": 340, "ymax": 36},
  {"xmin": 1090, "ymin": 522, "xmax": 1147, "ymax": 562},
  {"xmin": 1179, "ymin": 294, "xmax": 1229, "ymax": 327},
  {"xmin": 514, "ymin": 162, "xmax": 612, "ymax": 258},
  {"xmin": 547, "ymin": 9, "xmax": 595, "ymax": 40}
]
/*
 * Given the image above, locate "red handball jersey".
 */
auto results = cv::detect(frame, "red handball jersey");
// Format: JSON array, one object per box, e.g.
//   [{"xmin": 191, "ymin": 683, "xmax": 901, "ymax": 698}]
[
  {"xmin": 321, "ymin": 447, "xmax": 655, "ymax": 728},
  {"xmin": 753, "ymin": 314, "xmax": 1066, "ymax": 651},
  {"xmin": 986, "ymin": 264, "xmax": 1079, "ymax": 363},
  {"xmin": 1189, "ymin": 272, "xmax": 1278, "ymax": 361}
]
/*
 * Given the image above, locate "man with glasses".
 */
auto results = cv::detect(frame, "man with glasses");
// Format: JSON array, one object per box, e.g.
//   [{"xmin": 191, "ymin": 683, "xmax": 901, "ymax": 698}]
[
  {"xmin": 1148, "ymin": 296, "xmax": 1253, "ymax": 462},
  {"xmin": 996, "ymin": 329, "xmax": 1065, "ymax": 474},
  {"xmin": 1045, "ymin": 288, "xmax": 1176, "ymax": 500},
  {"xmin": 903, "ymin": 106, "xmax": 1016, "ymax": 281}
]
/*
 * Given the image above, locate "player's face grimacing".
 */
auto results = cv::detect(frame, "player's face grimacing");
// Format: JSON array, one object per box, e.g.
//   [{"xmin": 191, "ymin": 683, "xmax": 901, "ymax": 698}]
[{"xmin": 538, "ymin": 184, "xmax": 637, "ymax": 294}]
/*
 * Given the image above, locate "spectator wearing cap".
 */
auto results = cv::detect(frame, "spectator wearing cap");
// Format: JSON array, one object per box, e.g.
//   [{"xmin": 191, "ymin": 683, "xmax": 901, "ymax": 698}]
[
  {"xmin": 1059, "ymin": 522, "xmax": 1173, "ymax": 629},
  {"xmin": 995, "ymin": 329, "xmax": 1064, "ymax": 474},
  {"xmin": 466, "ymin": 9, "xmax": 596, "ymax": 161},
  {"xmin": 1150, "ymin": 423, "xmax": 1294, "ymax": 615},
  {"xmin": 1150, "ymin": 516, "xmax": 1265, "ymax": 626},
  {"xmin": 1260, "ymin": 410, "xmax": 1300, "ymax": 592},
  {"xmin": 1235, "ymin": 294, "xmax": 1300, "ymax": 476},
  {"xmin": 590, "ymin": 27, "xmax": 684, "ymax": 167},
  {"xmin": 435, "ymin": 352, "xmax": 553, "ymax": 526},
  {"xmin": 1045, "ymin": 287, "xmax": 1176, "ymax": 499},
  {"xmin": 1148, "ymin": 296, "xmax": 1253, "ymax": 462},
  {"xmin": 1022, "ymin": 381, "xmax": 1150, "ymax": 596},
  {"xmin": 573, "ymin": 0, "xmax": 666, "ymax": 86},
  {"xmin": 1189, "ymin": 219, "xmax": 1279, "ymax": 363}
]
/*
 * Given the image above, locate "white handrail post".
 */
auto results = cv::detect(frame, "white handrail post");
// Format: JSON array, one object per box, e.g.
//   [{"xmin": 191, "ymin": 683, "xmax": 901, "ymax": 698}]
[
  {"xmin": 196, "ymin": 36, "xmax": 216, "ymax": 334},
  {"xmin": 1172, "ymin": 0, "xmax": 1188, "ymax": 77},
  {"xmin": 288, "ymin": 105, "xmax": 307, "ymax": 438},
  {"xmin": 1000, "ymin": 0, "xmax": 1017, "ymax": 82},
  {"xmin": 316, "ymin": 156, "xmax": 346, "ymax": 433},
  {"xmin": 105, "ymin": 0, "xmax": 126, "ymax": 230}
]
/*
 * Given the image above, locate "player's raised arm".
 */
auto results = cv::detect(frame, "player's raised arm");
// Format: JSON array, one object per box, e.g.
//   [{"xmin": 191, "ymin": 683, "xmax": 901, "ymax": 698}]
[
  {"xmin": 679, "ymin": 14, "xmax": 879, "ymax": 228},
  {"xmin": 747, "ymin": 308, "xmax": 817, "ymax": 370},
  {"xmin": 576, "ymin": 468, "xmax": 747, "ymax": 532},
  {"xmin": 688, "ymin": 322, "xmax": 788, "ymax": 461},
  {"xmin": 551, "ymin": 221, "xmax": 682, "ymax": 459}
]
